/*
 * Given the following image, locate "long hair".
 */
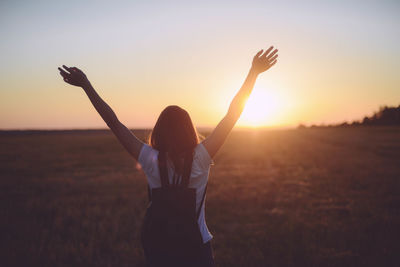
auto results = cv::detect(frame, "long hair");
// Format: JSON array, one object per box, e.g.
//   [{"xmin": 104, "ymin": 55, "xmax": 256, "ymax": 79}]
[{"xmin": 148, "ymin": 105, "xmax": 200, "ymax": 181}]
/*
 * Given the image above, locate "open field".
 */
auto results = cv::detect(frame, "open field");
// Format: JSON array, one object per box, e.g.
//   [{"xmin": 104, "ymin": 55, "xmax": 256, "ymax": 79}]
[{"xmin": 1, "ymin": 127, "xmax": 400, "ymax": 267}]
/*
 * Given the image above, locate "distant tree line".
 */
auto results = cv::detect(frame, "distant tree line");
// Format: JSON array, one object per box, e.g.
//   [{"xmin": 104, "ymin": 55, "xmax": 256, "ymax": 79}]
[{"xmin": 298, "ymin": 105, "xmax": 400, "ymax": 129}]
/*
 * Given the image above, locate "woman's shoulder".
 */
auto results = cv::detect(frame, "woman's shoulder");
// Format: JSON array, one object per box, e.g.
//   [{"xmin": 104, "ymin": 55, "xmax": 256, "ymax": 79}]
[
  {"xmin": 193, "ymin": 142, "xmax": 214, "ymax": 169},
  {"xmin": 138, "ymin": 144, "xmax": 159, "ymax": 173},
  {"xmin": 139, "ymin": 143, "xmax": 158, "ymax": 157}
]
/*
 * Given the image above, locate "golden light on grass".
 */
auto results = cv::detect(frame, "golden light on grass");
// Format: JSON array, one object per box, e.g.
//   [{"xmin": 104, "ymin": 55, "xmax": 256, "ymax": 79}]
[{"xmin": 238, "ymin": 88, "xmax": 284, "ymax": 128}]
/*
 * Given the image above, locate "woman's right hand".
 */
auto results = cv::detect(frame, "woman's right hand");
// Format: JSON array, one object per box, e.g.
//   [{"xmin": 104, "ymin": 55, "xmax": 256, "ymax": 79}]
[
  {"xmin": 251, "ymin": 46, "xmax": 278, "ymax": 74},
  {"xmin": 58, "ymin": 65, "xmax": 90, "ymax": 88}
]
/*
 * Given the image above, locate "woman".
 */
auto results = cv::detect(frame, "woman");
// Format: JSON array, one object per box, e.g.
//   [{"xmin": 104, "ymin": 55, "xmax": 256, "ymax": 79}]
[{"xmin": 58, "ymin": 46, "xmax": 278, "ymax": 266}]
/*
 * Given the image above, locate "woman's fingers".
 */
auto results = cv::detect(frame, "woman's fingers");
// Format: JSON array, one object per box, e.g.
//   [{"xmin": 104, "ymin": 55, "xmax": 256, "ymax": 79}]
[
  {"xmin": 261, "ymin": 46, "xmax": 274, "ymax": 58},
  {"xmin": 58, "ymin": 67, "xmax": 69, "ymax": 77},
  {"xmin": 62, "ymin": 65, "xmax": 74, "ymax": 73},
  {"xmin": 60, "ymin": 72, "xmax": 69, "ymax": 79},
  {"xmin": 254, "ymin": 49, "xmax": 263, "ymax": 58},
  {"xmin": 266, "ymin": 49, "xmax": 278, "ymax": 60},
  {"xmin": 268, "ymin": 54, "xmax": 278, "ymax": 63}
]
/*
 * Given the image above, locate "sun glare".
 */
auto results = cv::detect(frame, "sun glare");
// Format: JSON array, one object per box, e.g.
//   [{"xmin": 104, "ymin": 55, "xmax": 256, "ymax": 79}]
[{"xmin": 238, "ymin": 88, "xmax": 283, "ymax": 128}]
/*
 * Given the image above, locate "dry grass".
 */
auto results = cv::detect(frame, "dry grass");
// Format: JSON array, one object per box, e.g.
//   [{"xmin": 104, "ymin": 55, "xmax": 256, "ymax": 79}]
[{"xmin": 1, "ymin": 127, "xmax": 399, "ymax": 267}]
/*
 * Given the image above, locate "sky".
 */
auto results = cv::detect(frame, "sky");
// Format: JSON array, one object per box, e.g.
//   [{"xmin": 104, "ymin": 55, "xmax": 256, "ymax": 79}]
[{"xmin": 0, "ymin": 0, "xmax": 399, "ymax": 129}]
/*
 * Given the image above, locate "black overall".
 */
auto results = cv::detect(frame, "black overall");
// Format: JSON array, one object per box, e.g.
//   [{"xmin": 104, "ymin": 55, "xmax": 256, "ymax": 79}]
[{"xmin": 141, "ymin": 151, "xmax": 213, "ymax": 267}]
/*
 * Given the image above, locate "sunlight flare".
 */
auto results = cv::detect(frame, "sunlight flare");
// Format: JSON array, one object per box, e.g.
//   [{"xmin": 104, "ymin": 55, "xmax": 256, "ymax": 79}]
[{"xmin": 238, "ymin": 88, "xmax": 284, "ymax": 127}]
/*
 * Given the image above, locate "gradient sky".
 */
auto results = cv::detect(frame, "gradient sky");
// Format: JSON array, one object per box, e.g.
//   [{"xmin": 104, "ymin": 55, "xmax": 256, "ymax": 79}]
[{"xmin": 1, "ymin": 0, "xmax": 399, "ymax": 129}]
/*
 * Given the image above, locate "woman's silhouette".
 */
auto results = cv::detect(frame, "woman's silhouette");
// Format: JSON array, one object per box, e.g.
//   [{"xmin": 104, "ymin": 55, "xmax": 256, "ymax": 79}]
[{"xmin": 58, "ymin": 46, "xmax": 278, "ymax": 266}]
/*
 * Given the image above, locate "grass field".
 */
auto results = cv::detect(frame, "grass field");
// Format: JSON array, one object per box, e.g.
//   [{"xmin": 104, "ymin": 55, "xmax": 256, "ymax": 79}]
[{"xmin": 1, "ymin": 127, "xmax": 399, "ymax": 267}]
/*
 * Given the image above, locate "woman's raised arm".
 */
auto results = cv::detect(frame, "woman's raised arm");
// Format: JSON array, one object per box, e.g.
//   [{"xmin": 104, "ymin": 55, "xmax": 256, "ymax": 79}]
[
  {"xmin": 202, "ymin": 46, "xmax": 278, "ymax": 158},
  {"xmin": 58, "ymin": 65, "xmax": 143, "ymax": 160}
]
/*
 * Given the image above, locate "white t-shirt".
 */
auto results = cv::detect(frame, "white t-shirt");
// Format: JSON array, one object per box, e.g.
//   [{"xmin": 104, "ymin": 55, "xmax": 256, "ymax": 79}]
[{"xmin": 138, "ymin": 142, "xmax": 214, "ymax": 244}]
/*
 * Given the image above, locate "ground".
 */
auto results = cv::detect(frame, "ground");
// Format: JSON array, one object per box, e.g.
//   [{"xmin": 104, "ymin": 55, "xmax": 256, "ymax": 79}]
[{"xmin": 1, "ymin": 127, "xmax": 399, "ymax": 266}]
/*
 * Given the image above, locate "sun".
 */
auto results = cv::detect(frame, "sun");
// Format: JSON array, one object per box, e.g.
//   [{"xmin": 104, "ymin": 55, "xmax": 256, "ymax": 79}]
[{"xmin": 237, "ymin": 88, "xmax": 283, "ymax": 128}]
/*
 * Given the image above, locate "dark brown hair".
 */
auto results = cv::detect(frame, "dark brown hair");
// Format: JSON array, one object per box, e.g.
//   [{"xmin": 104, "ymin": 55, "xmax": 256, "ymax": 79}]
[{"xmin": 148, "ymin": 105, "xmax": 200, "ymax": 180}]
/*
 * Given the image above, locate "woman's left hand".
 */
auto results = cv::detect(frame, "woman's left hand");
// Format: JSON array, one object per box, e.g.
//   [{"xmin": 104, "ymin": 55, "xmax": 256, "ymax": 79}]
[{"xmin": 58, "ymin": 65, "xmax": 90, "ymax": 88}]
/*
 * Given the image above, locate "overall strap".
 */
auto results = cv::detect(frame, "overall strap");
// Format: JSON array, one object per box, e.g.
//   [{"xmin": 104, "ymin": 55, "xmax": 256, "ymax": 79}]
[
  {"xmin": 179, "ymin": 149, "xmax": 207, "ymax": 219},
  {"xmin": 148, "ymin": 151, "xmax": 169, "ymax": 202},
  {"xmin": 196, "ymin": 183, "xmax": 208, "ymax": 219},
  {"xmin": 180, "ymin": 150, "xmax": 193, "ymax": 188},
  {"xmin": 158, "ymin": 151, "xmax": 169, "ymax": 187}
]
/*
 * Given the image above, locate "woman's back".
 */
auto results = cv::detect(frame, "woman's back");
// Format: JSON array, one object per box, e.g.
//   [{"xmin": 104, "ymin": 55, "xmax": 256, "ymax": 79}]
[{"xmin": 138, "ymin": 142, "xmax": 214, "ymax": 244}]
